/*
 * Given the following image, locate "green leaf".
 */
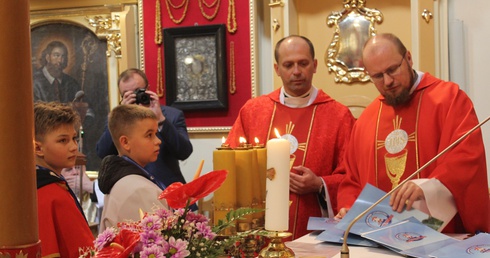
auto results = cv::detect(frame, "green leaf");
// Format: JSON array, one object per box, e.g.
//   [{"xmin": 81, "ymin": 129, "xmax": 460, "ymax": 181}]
[{"xmin": 212, "ymin": 207, "xmax": 264, "ymax": 234}]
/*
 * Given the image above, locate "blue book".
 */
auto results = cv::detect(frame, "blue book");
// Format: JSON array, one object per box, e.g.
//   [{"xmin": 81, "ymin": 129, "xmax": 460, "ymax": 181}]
[
  {"xmin": 335, "ymin": 183, "xmax": 443, "ymax": 235},
  {"xmin": 307, "ymin": 217, "xmax": 378, "ymax": 247},
  {"xmin": 361, "ymin": 218, "xmax": 458, "ymax": 258},
  {"xmin": 428, "ymin": 233, "xmax": 490, "ymax": 257}
]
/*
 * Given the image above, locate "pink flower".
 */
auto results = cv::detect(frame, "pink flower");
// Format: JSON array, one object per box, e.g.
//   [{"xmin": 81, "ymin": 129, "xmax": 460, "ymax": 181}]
[
  {"xmin": 195, "ymin": 222, "xmax": 216, "ymax": 240},
  {"xmin": 140, "ymin": 215, "xmax": 163, "ymax": 231},
  {"xmin": 162, "ymin": 237, "xmax": 191, "ymax": 258},
  {"xmin": 140, "ymin": 230, "xmax": 165, "ymax": 246},
  {"xmin": 185, "ymin": 211, "xmax": 209, "ymax": 224},
  {"xmin": 140, "ymin": 245, "xmax": 165, "ymax": 258},
  {"xmin": 94, "ymin": 227, "xmax": 117, "ymax": 250}
]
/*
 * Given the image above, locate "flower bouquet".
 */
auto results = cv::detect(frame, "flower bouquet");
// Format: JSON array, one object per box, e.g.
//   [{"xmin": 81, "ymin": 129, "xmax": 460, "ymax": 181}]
[{"xmin": 80, "ymin": 170, "xmax": 262, "ymax": 258}]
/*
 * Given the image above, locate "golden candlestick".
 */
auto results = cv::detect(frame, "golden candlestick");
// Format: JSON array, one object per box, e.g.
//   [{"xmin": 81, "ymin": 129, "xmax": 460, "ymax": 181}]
[{"xmin": 258, "ymin": 231, "xmax": 295, "ymax": 258}]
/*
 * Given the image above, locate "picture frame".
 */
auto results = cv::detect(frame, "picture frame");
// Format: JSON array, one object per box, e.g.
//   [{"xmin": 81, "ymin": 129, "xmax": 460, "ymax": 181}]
[
  {"xmin": 163, "ymin": 24, "xmax": 228, "ymax": 111},
  {"xmin": 29, "ymin": 2, "xmax": 141, "ymax": 170}
]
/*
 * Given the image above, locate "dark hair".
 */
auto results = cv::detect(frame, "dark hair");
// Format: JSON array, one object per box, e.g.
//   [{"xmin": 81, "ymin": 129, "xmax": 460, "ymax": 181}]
[
  {"xmin": 34, "ymin": 101, "xmax": 80, "ymax": 141},
  {"xmin": 40, "ymin": 41, "xmax": 68, "ymax": 69},
  {"xmin": 274, "ymin": 35, "xmax": 315, "ymax": 63},
  {"xmin": 117, "ymin": 68, "xmax": 149, "ymax": 89}
]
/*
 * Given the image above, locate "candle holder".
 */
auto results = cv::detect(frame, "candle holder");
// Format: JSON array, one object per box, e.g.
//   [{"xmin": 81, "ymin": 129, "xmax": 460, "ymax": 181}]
[
  {"xmin": 217, "ymin": 143, "xmax": 232, "ymax": 150},
  {"xmin": 258, "ymin": 231, "xmax": 295, "ymax": 258}
]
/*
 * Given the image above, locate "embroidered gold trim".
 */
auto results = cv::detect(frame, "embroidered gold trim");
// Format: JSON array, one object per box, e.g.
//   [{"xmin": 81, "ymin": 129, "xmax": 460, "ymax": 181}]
[
  {"xmin": 229, "ymin": 41, "xmax": 236, "ymax": 94},
  {"xmin": 165, "ymin": 0, "xmax": 189, "ymax": 24},
  {"xmin": 155, "ymin": 0, "xmax": 162, "ymax": 45},
  {"xmin": 198, "ymin": 0, "xmax": 221, "ymax": 20},
  {"xmin": 156, "ymin": 47, "xmax": 164, "ymax": 97},
  {"xmin": 227, "ymin": 0, "xmax": 237, "ymax": 33}
]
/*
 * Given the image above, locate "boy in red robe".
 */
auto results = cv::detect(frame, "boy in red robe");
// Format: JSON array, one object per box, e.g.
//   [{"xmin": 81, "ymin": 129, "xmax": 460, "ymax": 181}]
[
  {"xmin": 34, "ymin": 102, "xmax": 94, "ymax": 257},
  {"xmin": 336, "ymin": 33, "xmax": 489, "ymax": 234}
]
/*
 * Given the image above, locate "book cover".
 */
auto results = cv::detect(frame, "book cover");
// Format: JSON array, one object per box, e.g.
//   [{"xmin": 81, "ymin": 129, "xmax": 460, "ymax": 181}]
[
  {"xmin": 428, "ymin": 233, "xmax": 490, "ymax": 257},
  {"xmin": 307, "ymin": 217, "xmax": 378, "ymax": 247},
  {"xmin": 361, "ymin": 219, "xmax": 456, "ymax": 255},
  {"xmin": 335, "ymin": 183, "xmax": 443, "ymax": 235}
]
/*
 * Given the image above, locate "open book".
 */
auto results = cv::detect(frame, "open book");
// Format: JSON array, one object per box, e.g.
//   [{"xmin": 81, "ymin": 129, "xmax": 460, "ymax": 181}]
[
  {"xmin": 335, "ymin": 183, "xmax": 444, "ymax": 235},
  {"xmin": 308, "ymin": 184, "xmax": 490, "ymax": 257}
]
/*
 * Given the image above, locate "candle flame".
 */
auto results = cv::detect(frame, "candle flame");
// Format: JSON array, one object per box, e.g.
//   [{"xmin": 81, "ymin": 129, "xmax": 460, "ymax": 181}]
[
  {"xmin": 255, "ymin": 137, "xmax": 259, "ymax": 144},
  {"xmin": 221, "ymin": 136, "xmax": 226, "ymax": 144},
  {"xmin": 274, "ymin": 128, "xmax": 281, "ymax": 138},
  {"xmin": 239, "ymin": 137, "xmax": 247, "ymax": 144}
]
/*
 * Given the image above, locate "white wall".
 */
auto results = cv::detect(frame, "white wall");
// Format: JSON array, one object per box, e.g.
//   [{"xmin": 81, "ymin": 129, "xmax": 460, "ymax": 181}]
[{"xmin": 448, "ymin": 0, "xmax": 490, "ymax": 185}]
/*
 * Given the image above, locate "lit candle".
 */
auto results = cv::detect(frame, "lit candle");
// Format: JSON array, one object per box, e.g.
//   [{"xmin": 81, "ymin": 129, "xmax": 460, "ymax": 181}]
[
  {"xmin": 235, "ymin": 137, "xmax": 254, "ymax": 224},
  {"xmin": 213, "ymin": 137, "xmax": 236, "ymax": 227},
  {"xmin": 265, "ymin": 129, "xmax": 290, "ymax": 231}
]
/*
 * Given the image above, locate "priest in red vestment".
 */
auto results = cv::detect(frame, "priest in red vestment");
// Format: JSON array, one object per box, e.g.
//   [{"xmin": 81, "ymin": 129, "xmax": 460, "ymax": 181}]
[
  {"xmin": 336, "ymin": 33, "xmax": 490, "ymax": 234},
  {"xmin": 227, "ymin": 35, "xmax": 355, "ymax": 239}
]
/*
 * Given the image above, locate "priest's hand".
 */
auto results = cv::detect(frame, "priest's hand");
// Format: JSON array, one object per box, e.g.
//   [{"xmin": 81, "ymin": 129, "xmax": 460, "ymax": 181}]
[
  {"xmin": 389, "ymin": 180, "xmax": 425, "ymax": 213},
  {"xmin": 335, "ymin": 208, "xmax": 350, "ymax": 219},
  {"xmin": 289, "ymin": 165, "xmax": 323, "ymax": 195}
]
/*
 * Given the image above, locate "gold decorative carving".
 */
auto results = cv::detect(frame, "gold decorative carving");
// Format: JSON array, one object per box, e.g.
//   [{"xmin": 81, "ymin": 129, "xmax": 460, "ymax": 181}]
[
  {"xmin": 325, "ymin": 0, "xmax": 383, "ymax": 83},
  {"xmin": 272, "ymin": 18, "xmax": 281, "ymax": 32},
  {"xmin": 229, "ymin": 41, "xmax": 236, "ymax": 94},
  {"xmin": 421, "ymin": 9, "xmax": 433, "ymax": 24},
  {"xmin": 165, "ymin": 0, "xmax": 189, "ymax": 24},
  {"xmin": 198, "ymin": 0, "xmax": 221, "ymax": 21},
  {"xmin": 268, "ymin": 0, "xmax": 284, "ymax": 8},
  {"xmin": 86, "ymin": 15, "xmax": 122, "ymax": 58},
  {"xmin": 227, "ymin": 0, "xmax": 237, "ymax": 33}
]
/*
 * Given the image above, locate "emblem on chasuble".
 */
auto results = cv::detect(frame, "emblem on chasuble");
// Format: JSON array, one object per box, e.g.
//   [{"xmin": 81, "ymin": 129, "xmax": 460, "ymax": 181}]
[
  {"xmin": 277, "ymin": 121, "xmax": 308, "ymax": 167},
  {"xmin": 377, "ymin": 116, "xmax": 416, "ymax": 188}
]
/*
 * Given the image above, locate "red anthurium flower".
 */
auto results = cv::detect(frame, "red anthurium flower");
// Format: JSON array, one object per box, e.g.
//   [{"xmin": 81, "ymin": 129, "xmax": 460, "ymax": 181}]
[
  {"xmin": 94, "ymin": 229, "xmax": 141, "ymax": 258},
  {"xmin": 159, "ymin": 170, "xmax": 228, "ymax": 209}
]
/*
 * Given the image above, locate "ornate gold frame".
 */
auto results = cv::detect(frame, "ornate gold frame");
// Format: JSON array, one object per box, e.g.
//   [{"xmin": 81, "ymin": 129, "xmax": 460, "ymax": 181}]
[
  {"xmin": 325, "ymin": 0, "xmax": 383, "ymax": 83},
  {"xmin": 186, "ymin": 0, "xmax": 258, "ymax": 134}
]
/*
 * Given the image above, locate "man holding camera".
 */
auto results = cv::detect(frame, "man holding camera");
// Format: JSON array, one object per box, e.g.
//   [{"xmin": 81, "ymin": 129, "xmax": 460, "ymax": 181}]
[{"xmin": 96, "ymin": 68, "xmax": 193, "ymax": 193}]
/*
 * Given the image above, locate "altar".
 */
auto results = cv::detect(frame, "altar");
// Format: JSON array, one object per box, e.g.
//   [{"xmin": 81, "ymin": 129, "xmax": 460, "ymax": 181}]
[
  {"xmin": 286, "ymin": 231, "xmax": 409, "ymax": 258},
  {"xmin": 286, "ymin": 231, "xmax": 472, "ymax": 258}
]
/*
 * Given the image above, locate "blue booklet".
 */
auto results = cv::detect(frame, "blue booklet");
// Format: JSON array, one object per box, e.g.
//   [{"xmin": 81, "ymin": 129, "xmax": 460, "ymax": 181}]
[
  {"xmin": 335, "ymin": 183, "xmax": 443, "ymax": 235},
  {"xmin": 428, "ymin": 233, "xmax": 490, "ymax": 257},
  {"xmin": 307, "ymin": 217, "xmax": 378, "ymax": 247},
  {"xmin": 361, "ymin": 218, "xmax": 458, "ymax": 258}
]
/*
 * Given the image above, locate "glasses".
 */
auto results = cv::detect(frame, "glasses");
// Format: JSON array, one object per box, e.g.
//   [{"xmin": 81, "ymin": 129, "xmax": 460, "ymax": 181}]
[{"xmin": 369, "ymin": 53, "xmax": 406, "ymax": 83}]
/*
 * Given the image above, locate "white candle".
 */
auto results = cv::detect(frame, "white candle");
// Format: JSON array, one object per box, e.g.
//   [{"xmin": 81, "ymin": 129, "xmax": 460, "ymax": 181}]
[{"xmin": 265, "ymin": 137, "xmax": 290, "ymax": 231}]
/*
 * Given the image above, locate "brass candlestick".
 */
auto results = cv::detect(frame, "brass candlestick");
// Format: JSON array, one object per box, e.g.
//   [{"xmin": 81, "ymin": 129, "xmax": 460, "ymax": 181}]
[{"xmin": 258, "ymin": 231, "xmax": 295, "ymax": 258}]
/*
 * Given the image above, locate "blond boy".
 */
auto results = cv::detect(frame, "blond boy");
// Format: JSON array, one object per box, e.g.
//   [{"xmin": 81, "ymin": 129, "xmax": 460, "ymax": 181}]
[
  {"xmin": 34, "ymin": 102, "xmax": 94, "ymax": 257},
  {"xmin": 98, "ymin": 104, "xmax": 169, "ymax": 232}
]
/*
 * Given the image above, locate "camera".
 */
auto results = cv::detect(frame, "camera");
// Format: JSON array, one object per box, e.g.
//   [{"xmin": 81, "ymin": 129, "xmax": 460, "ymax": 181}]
[{"xmin": 134, "ymin": 88, "xmax": 151, "ymax": 105}]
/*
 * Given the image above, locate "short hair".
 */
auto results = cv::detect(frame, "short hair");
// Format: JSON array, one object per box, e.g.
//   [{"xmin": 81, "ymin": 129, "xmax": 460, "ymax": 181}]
[
  {"xmin": 274, "ymin": 35, "xmax": 315, "ymax": 63},
  {"xmin": 117, "ymin": 68, "xmax": 149, "ymax": 89},
  {"xmin": 363, "ymin": 33, "xmax": 407, "ymax": 56},
  {"xmin": 34, "ymin": 102, "xmax": 80, "ymax": 141},
  {"xmin": 108, "ymin": 104, "xmax": 157, "ymax": 150},
  {"xmin": 40, "ymin": 41, "xmax": 69, "ymax": 69}
]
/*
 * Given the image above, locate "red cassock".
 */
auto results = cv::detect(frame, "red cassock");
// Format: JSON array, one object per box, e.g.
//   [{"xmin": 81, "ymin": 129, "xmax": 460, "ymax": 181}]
[
  {"xmin": 227, "ymin": 89, "xmax": 355, "ymax": 239},
  {"xmin": 37, "ymin": 182, "xmax": 94, "ymax": 257},
  {"xmin": 338, "ymin": 72, "xmax": 490, "ymax": 233}
]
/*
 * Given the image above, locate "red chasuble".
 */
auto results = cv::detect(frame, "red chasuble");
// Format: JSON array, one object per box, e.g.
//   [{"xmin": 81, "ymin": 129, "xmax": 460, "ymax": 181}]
[
  {"xmin": 227, "ymin": 89, "xmax": 355, "ymax": 239},
  {"xmin": 338, "ymin": 73, "xmax": 490, "ymax": 233}
]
